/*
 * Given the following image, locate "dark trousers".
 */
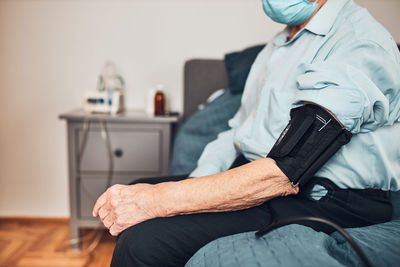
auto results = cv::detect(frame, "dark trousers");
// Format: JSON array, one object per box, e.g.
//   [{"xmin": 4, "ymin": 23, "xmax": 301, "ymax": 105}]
[{"xmin": 111, "ymin": 157, "xmax": 392, "ymax": 267}]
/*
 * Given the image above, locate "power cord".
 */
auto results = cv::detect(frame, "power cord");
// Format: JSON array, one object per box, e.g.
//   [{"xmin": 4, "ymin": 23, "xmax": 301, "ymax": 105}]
[
  {"xmin": 255, "ymin": 216, "xmax": 373, "ymax": 267},
  {"xmin": 62, "ymin": 115, "xmax": 114, "ymax": 255}
]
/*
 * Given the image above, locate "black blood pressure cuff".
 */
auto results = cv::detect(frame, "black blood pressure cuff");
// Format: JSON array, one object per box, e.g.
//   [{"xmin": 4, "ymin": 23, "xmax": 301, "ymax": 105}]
[{"xmin": 267, "ymin": 105, "xmax": 353, "ymax": 187}]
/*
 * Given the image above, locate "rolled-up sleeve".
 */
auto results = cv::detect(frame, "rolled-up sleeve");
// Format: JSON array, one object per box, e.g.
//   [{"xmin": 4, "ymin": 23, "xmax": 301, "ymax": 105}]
[{"xmin": 293, "ymin": 40, "xmax": 400, "ymax": 134}]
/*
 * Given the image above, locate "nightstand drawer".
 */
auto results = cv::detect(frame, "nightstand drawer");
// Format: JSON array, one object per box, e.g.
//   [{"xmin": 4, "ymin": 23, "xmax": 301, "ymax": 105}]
[{"xmin": 77, "ymin": 128, "xmax": 161, "ymax": 173}]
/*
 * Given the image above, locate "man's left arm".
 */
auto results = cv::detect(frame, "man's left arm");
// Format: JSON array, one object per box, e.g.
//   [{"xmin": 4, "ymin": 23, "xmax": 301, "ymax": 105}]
[
  {"xmin": 293, "ymin": 39, "xmax": 400, "ymax": 134},
  {"xmin": 93, "ymin": 158, "xmax": 298, "ymax": 236}
]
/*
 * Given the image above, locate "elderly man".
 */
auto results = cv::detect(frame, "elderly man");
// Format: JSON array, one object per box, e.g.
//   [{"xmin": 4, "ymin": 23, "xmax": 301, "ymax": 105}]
[{"xmin": 93, "ymin": 0, "xmax": 400, "ymax": 266}]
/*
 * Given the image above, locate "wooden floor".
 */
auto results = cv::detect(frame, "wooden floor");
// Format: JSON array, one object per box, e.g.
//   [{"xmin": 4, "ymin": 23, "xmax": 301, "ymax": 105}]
[{"xmin": 0, "ymin": 218, "xmax": 116, "ymax": 267}]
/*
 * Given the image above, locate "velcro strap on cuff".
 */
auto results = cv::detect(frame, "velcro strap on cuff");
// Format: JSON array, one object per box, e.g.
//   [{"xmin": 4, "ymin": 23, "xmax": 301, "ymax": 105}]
[{"xmin": 267, "ymin": 105, "xmax": 352, "ymax": 187}]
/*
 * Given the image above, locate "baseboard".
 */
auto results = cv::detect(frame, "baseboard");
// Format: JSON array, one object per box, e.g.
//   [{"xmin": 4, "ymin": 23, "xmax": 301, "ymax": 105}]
[{"xmin": 0, "ymin": 216, "xmax": 69, "ymax": 224}]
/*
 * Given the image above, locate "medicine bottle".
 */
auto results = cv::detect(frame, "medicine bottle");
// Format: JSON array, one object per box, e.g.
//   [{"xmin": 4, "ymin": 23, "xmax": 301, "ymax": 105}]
[{"xmin": 154, "ymin": 90, "xmax": 166, "ymax": 115}]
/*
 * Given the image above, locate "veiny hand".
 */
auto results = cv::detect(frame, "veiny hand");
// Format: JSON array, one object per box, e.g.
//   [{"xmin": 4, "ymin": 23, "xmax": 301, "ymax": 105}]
[{"xmin": 92, "ymin": 183, "xmax": 160, "ymax": 236}]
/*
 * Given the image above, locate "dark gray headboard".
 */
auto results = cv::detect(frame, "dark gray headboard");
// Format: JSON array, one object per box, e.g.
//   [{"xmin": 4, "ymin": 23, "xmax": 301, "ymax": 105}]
[{"xmin": 183, "ymin": 59, "xmax": 229, "ymax": 122}]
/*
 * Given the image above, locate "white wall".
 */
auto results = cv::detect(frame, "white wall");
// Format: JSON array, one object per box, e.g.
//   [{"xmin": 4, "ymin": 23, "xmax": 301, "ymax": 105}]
[{"xmin": 0, "ymin": 0, "xmax": 399, "ymax": 217}]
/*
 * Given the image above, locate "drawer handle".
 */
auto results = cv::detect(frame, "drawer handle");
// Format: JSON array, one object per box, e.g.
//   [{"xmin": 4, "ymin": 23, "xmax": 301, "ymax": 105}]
[{"xmin": 114, "ymin": 148, "xmax": 123, "ymax": 158}]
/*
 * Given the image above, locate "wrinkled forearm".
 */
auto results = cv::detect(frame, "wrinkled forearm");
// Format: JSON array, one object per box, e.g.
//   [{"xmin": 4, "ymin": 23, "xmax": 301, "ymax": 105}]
[{"xmin": 151, "ymin": 158, "xmax": 299, "ymax": 217}]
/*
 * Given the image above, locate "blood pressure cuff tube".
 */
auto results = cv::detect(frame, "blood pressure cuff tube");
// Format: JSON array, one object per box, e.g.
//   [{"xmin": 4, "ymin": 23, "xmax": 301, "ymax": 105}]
[{"xmin": 267, "ymin": 104, "xmax": 353, "ymax": 187}]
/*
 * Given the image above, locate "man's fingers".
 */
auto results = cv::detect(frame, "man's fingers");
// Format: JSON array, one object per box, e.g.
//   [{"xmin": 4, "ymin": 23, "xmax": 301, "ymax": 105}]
[
  {"xmin": 98, "ymin": 206, "xmax": 111, "ymax": 220},
  {"xmin": 93, "ymin": 192, "xmax": 107, "ymax": 217},
  {"xmin": 101, "ymin": 213, "xmax": 115, "ymax": 229},
  {"xmin": 109, "ymin": 224, "xmax": 123, "ymax": 236}
]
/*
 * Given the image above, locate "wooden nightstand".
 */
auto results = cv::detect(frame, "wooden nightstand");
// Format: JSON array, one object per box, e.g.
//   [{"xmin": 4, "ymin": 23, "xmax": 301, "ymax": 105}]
[{"xmin": 59, "ymin": 110, "xmax": 178, "ymax": 249}]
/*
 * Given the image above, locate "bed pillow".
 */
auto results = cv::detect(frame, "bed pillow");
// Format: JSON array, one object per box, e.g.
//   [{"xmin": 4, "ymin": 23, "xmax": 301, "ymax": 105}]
[
  {"xmin": 225, "ymin": 44, "xmax": 265, "ymax": 94},
  {"xmin": 170, "ymin": 44, "xmax": 265, "ymax": 175}
]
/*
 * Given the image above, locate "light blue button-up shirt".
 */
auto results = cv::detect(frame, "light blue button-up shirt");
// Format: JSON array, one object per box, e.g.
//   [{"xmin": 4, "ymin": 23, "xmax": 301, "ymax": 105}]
[{"xmin": 190, "ymin": 0, "xmax": 400, "ymax": 191}]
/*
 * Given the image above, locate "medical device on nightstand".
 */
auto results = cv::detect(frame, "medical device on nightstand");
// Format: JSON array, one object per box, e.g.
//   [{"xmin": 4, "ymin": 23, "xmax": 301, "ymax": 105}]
[
  {"xmin": 84, "ymin": 91, "xmax": 124, "ymax": 114},
  {"xmin": 84, "ymin": 61, "xmax": 125, "ymax": 114}
]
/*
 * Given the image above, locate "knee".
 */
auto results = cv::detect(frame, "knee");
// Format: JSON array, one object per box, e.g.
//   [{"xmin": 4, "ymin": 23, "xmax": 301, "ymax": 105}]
[
  {"xmin": 111, "ymin": 220, "xmax": 171, "ymax": 267},
  {"xmin": 111, "ymin": 225, "xmax": 149, "ymax": 266}
]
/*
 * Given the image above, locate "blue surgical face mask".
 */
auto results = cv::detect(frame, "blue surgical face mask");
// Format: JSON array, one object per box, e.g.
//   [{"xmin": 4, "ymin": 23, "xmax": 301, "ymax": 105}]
[{"xmin": 262, "ymin": 0, "xmax": 319, "ymax": 26}]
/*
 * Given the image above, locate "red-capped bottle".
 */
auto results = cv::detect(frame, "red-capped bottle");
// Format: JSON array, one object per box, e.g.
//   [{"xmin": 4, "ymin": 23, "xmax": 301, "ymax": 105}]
[{"xmin": 154, "ymin": 90, "xmax": 166, "ymax": 115}]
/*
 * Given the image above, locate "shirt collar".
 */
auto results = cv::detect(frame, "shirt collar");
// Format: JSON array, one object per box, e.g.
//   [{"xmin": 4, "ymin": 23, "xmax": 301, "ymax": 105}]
[
  {"xmin": 272, "ymin": 27, "xmax": 291, "ymax": 46},
  {"xmin": 305, "ymin": 0, "xmax": 350, "ymax": 36},
  {"xmin": 272, "ymin": 0, "xmax": 350, "ymax": 47}
]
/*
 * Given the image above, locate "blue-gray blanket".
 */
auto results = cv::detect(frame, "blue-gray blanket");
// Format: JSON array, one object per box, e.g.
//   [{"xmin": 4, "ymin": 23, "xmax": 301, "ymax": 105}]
[
  {"xmin": 170, "ymin": 91, "xmax": 242, "ymax": 175},
  {"xmin": 186, "ymin": 191, "xmax": 400, "ymax": 267}
]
